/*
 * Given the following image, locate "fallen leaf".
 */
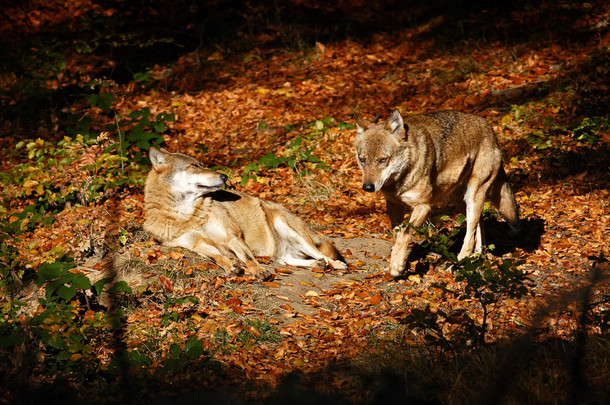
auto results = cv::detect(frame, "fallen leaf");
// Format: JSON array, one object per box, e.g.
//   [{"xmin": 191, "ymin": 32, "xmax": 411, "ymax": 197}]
[
  {"xmin": 369, "ymin": 295, "xmax": 382, "ymax": 305},
  {"xmin": 169, "ymin": 251, "xmax": 184, "ymax": 261},
  {"xmin": 159, "ymin": 276, "xmax": 173, "ymax": 291},
  {"xmin": 263, "ymin": 281, "xmax": 281, "ymax": 288}
]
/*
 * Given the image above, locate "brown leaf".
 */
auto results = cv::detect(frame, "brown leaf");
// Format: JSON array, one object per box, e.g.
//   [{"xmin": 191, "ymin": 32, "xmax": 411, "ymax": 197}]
[
  {"xmin": 159, "ymin": 276, "xmax": 173, "ymax": 291},
  {"xmin": 226, "ymin": 297, "xmax": 242, "ymax": 306}
]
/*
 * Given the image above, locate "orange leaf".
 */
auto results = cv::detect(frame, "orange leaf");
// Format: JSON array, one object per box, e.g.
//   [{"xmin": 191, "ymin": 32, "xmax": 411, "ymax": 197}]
[
  {"xmin": 369, "ymin": 295, "xmax": 382, "ymax": 305},
  {"xmin": 226, "ymin": 297, "xmax": 242, "ymax": 306},
  {"xmin": 169, "ymin": 251, "xmax": 184, "ymax": 261},
  {"xmin": 263, "ymin": 281, "xmax": 281, "ymax": 288},
  {"xmin": 249, "ymin": 326, "xmax": 262, "ymax": 337}
]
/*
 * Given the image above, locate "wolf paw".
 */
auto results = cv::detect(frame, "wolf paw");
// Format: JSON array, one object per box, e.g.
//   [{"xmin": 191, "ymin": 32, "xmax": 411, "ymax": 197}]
[
  {"xmin": 388, "ymin": 260, "xmax": 406, "ymax": 278},
  {"xmin": 389, "ymin": 267, "xmax": 403, "ymax": 278},
  {"xmin": 331, "ymin": 259, "xmax": 348, "ymax": 270},
  {"xmin": 253, "ymin": 268, "xmax": 273, "ymax": 281},
  {"xmin": 229, "ymin": 263, "xmax": 244, "ymax": 276},
  {"xmin": 457, "ymin": 251, "xmax": 470, "ymax": 261}
]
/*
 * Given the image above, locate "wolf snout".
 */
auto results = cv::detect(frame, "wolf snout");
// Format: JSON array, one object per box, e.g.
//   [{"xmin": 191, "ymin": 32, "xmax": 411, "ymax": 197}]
[
  {"xmin": 220, "ymin": 173, "xmax": 228, "ymax": 183},
  {"xmin": 362, "ymin": 183, "xmax": 376, "ymax": 192}
]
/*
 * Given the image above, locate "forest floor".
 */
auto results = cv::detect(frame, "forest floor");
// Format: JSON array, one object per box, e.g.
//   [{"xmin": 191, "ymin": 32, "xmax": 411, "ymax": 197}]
[{"xmin": 1, "ymin": 1, "xmax": 609, "ymax": 404}]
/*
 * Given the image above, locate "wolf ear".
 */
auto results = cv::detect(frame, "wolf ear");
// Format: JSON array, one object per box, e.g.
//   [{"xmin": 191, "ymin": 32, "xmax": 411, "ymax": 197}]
[
  {"xmin": 386, "ymin": 109, "xmax": 405, "ymax": 138},
  {"xmin": 149, "ymin": 147, "xmax": 168, "ymax": 169},
  {"xmin": 354, "ymin": 113, "xmax": 370, "ymax": 134}
]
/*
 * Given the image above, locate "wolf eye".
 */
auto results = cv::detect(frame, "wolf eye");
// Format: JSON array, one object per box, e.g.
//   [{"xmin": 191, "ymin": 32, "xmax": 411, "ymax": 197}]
[
  {"xmin": 379, "ymin": 157, "xmax": 388, "ymax": 164},
  {"xmin": 359, "ymin": 156, "xmax": 367, "ymax": 163}
]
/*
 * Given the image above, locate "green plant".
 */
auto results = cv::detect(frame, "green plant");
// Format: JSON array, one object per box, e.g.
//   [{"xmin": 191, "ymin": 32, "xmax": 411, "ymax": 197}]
[
  {"xmin": 404, "ymin": 222, "xmax": 529, "ymax": 348},
  {"xmin": 573, "ymin": 115, "xmax": 609, "ymax": 145},
  {"xmin": 161, "ymin": 295, "xmax": 199, "ymax": 327},
  {"xmin": 238, "ymin": 117, "xmax": 348, "ymax": 186},
  {"xmin": 61, "ymin": 81, "xmax": 174, "ymax": 163},
  {"xmin": 163, "ymin": 336, "xmax": 206, "ymax": 372},
  {"xmin": 214, "ymin": 319, "xmax": 279, "ymax": 351},
  {"xmin": 526, "ymin": 130, "xmax": 554, "ymax": 150},
  {"xmin": 10, "ymin": 135, "xmax": 142, "ymax": 210},
  {"xmin": 35, "ymin": 255, "xmax": 130, "ymax": 305},
  {"xmin": 119, "ymin": 107, "xmax": 174, "ymax": 160},
  {"xmin": 240, "ymin": 136, "xmax": 326, "ymax": 186},
  {"xmin": 236, "ymin": 319, "xmax": 280, "ymax": 345},
  {"xmin": 0, "ymin": 253, "xmax": 131, "ymax": 377}
]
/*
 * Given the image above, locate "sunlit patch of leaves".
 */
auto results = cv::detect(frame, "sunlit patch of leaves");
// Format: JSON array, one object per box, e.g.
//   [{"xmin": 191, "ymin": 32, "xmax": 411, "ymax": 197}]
[{"xmin": 239, "ymin": 118, "xmax": 344, "ymax": 186}]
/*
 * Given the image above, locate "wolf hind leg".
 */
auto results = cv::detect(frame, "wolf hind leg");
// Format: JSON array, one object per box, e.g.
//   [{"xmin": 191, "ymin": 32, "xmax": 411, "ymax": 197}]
[
  {"xmin": 316, "ymin": 240, "xmax": 346, "ymax": 269},
  {"xmin": 272, "ymin": 216, "xmax": 347, "ymax": 269},
  {"xmin": 488, "ymin": 165, "xmax": 520, "ymax": 234},
  {"xmin": 451, "ymin": 191, "xmax": 485, "ymax": 256},
  {"xmin": 459, "ymin": 173, "xmax": 496, "ymax": 260}
]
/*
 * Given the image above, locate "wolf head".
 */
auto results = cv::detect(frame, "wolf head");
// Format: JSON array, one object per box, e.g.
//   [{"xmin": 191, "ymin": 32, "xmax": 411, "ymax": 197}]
[
  {"xmin": 149, "ymin": 147, "xmax": 227, "ymax": 196},
  {"xmin": 354, "ymin": 110, "xmax": 406, "ymax": 192}
]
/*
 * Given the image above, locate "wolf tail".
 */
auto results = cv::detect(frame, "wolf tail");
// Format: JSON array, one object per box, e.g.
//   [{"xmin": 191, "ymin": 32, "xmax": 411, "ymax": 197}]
[
  {"xmin": 489, "ymin": 165, "xmax": 520, "ymax": 234},
  {"xmin": 316, "ymin": 240, "xmax": 345, "ymax": 263}
]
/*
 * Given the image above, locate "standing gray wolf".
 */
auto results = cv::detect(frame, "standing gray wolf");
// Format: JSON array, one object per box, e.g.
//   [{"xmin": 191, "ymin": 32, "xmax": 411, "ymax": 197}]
[
  {"xmin": 144, "ymin": 147, "xmax": 346, "ymax": 280},
  {"xmin": 354, "ymin": 110, "xmax": 519, "ymax": 277}
]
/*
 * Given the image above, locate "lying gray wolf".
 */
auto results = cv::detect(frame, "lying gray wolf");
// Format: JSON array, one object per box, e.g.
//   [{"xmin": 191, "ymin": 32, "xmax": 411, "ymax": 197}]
[
  {"xmin": 354, "ymin": 109, "xmax": 520, "ymax": 277},
  {"xmin": 144, "ymin": 147, "xmax": 346, "ymax": 280}
]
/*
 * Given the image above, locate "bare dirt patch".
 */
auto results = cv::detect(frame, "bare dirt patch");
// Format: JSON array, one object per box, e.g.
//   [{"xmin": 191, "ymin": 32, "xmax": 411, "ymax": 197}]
[{"xmin": 248, "ymin": 237, "xmax": 393, "ymax": 318}]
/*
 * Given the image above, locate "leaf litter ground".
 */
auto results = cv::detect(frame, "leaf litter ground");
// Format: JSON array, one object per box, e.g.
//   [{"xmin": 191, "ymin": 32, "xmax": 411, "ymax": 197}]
[{"xmin": 2, "ymin": 1, "xmax": 610, "ymax": 403}]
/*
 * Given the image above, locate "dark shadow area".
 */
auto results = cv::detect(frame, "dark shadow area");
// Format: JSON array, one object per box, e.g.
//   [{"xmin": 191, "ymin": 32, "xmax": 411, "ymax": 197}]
[
  {"xmin": 484, "ymin": 216, "xmax": 545, "ymax": 256},
  {"xmin": 397, "ymin": 215, "xmax": 545, "ymax": 279},
  {"xmin": 2, "ymin": 0, "xmax": 607, "ymax": 133},
  {"xmin": 539, "ymin": 144, "xmax": 610, "ymax": 188},
  {"xmin": 426, "ymin": 215, "xmax": 545, "ymax": 259},
  {"xmin": 7, "ymin": 322, "xmax": 610, "ymax": 405}
]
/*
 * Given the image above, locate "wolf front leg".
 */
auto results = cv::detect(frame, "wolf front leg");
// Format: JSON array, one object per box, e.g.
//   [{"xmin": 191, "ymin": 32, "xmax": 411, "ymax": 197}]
[
  {"xmin": 388, "ymin": 204, "xmax": 430, "ymax": 277},
  {"xmin": 225, "ymin": 237, "xmax": 273, "ymax": 281},
  {"xmin": 170, "ymin": 231, "xmax": 242, "ymax": 276}
]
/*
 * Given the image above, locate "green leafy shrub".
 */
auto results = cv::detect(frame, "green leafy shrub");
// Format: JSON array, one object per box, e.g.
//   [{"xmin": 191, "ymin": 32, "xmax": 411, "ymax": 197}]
[
  {"xmin": 573, "ymin": 115, "xmax": 609, "ymax": 145},
  {"xmin": 240, "ymin": 136, "xmax": 326, "ymax": 186},
  {"xmin": 61, "ymin": 81, "xmax": 174, "ymax": 163},
  {"xmin": 0, "ymin": 253, "xmax": 132, "ymax": 378},
  {"xmin": 163, "ymin": 336, "xmax": 206, "ymax": 372},
  {"xmin": 119, "ymin": 107, "xmax": 175, "ymax": 161},
  {"xmin": 404, "ymin": 222, "xmax": 529, "ymax": 348},
  {"xmin": 239, "ymin": 117, "xmax": 350, "ymax": 186}
]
